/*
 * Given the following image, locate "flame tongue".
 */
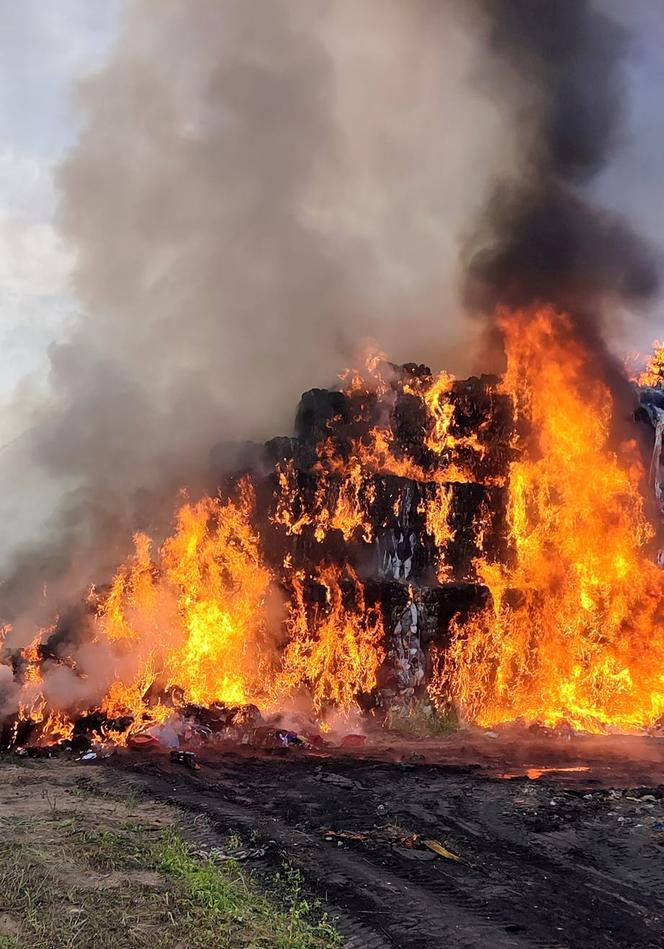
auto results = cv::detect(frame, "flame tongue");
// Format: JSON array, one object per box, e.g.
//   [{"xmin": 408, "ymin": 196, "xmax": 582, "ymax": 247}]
[
  {"xmin": 438, "ymin": 306, "xmax": 664, "ymax": 733},
  {"xmin": 98, "ymin": 481, "xmax": 275, "ymax": 727},
  {"xmin": 7, "ymin": 308, "xmax": 664, "ymax": 743}
]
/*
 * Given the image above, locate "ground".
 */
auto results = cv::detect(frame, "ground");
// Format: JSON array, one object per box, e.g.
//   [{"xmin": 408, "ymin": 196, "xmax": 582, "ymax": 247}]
[
  {"xmin": 1, "ymin": 733, "xmax": 664, "ymax": 948},
  {"xmin": 0, "ymin": 760, "xmax": 339, "ymax": 948}
]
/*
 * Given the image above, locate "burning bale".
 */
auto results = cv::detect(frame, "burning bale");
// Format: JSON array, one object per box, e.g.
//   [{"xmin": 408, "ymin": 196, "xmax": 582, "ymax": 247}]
[
  {"xmin": 5, "ymin": 317, "xmax": 664, "ymax": 746},
  {"xmin": 0, "ymin": 353, "xmax": 512, "ymax": 745}
]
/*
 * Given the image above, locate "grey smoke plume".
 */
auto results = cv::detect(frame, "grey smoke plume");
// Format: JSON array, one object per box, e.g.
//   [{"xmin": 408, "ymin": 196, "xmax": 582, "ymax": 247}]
[
  {"xmin": 464, "ymin": 0, "xmax": 659, "ymax": 325},
  {"xmin": 1, "ymin": 0, "xmax": 656, "ymax": 625},
  {"xmin": 2, "ymin": 0, "xmax": 526, "ymax": 617}
]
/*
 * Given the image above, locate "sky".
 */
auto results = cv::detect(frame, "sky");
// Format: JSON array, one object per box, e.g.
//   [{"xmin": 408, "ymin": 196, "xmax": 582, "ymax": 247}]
[
  {"xmin": 0, "ymin": 0, "xmax": 663, "ymax": 451},
  {"xmin": 593, "ymin": 1, "xmax": 664, "ymax": 331},
  {"xmin": 0, "ymin": 0, "xmax": 120, "ymax": 445}
]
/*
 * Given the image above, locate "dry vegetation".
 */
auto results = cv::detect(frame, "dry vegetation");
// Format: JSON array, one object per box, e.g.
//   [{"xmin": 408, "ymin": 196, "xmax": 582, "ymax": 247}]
[{"xmin": 0, "ymin": 760, "xmax": 339, "ymax": 949}]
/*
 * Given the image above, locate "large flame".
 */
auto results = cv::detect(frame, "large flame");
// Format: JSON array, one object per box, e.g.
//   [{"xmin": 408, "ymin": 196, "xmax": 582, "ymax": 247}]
[
  {"xmin": 436, "ymin": 306, "xmax": 664, "ymax": 732},
  {"xmin": 98, "ymin": 484, "xmax": 386, "ymax": 723},
  {"xmin": 276, "ymin": 564, "xmax": 384, "ymax": 712},
  {"xmin": 7, "ymin": 309, "xmax": 664, "ymax": 742},
  {"xmin": 100, "ymin": 480, "xmax": 275, "ymax": 722},
  {"xmin": 5, "ymin": 478, "xmax": 386, "ymax": 736}
]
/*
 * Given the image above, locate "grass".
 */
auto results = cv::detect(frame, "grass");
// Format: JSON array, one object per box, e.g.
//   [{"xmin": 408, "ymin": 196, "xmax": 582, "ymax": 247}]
[
  {"xmin": 385, "ymin": 697, "xmax": 459, "ymax": 738},
  {"xmin": 0, "ymin": 774, "xmax": 340, "ymax": 949}
]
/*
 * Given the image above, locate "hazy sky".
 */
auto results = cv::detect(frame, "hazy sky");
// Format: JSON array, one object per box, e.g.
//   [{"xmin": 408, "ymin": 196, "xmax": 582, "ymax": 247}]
[
  {"xmin": 0, "ymin": 0, "xmax": 120, "ymax": 445},
  {"xmin": 0, "ymin": 0, "xmax": 663, "ymax": 452}
]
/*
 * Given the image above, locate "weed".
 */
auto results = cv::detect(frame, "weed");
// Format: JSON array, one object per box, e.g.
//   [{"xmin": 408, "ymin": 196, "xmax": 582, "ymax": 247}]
[
  {"xmin": 385, "ymin": 698, "xmax": 458, "ymax": 737},
  {"xmin": 0, "ymin": 799, "xmax": 340, "ymax": 948},
  {"xmin": 155, "ymin": 831, "xmax": 340, "ymax": 947},
  {"xmin": 226, "ymin": 831, "xmax": 242, "ymax": 850}
]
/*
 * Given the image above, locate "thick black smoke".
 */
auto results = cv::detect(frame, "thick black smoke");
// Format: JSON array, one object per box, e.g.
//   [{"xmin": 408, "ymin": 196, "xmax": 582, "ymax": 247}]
[{"xmin": 465, "ymin": 0, "xmax": 659, "ymax": 319}]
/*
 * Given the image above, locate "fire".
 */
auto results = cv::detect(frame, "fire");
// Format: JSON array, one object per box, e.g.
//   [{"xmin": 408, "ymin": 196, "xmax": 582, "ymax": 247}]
[
  {"xmin": 637, "ymin": 340, "xmax": 664, "ymax": 388},
  {"xmin": 273, "ymin": 457, "xmax": 374, "ymax": 544},
  {"xmin": 270, "ymin": 358, "xmax": 480, "ymax": 555},
  {"xmin": 99, "ymin": 494, "xmax": 385, "ymax": 723},
  {"xmin": 436, "ymin": 306, "xmax": 664, "ymax": 732},
  {"xmin": 8, "ymin": 310, "xmax": 664, "ymax": 744},
  {"xmin": 99, "ymin": 480, "xmax": 275, "ymax": 721},
  {"xmin": 421, "ymin": 485, "xmax": 455, "ymax": 580},
  {"xmin": 277, "ymin": 564, "xmax": 384, "ymax": 712},
  {"xmin": 7, "ymin": 477, "xmax": 385, "ymax": 739}
]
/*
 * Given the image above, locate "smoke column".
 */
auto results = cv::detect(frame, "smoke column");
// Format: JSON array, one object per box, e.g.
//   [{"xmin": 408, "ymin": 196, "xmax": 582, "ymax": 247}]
[
  {"xmin": 1, "ymin": 0, "xmax": 525, "ymax": 620},
  {"xmin": 1, "ymin": 0, "xmax": 658, "ymax": 626},
  {"xmin": 464, "ymin": 0, "xmax": 659, "ymax": 328}
]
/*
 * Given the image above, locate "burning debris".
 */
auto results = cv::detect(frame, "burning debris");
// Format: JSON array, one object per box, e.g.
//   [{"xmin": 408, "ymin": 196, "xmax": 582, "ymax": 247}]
[
  {"xmin": 3, "ymin": 313, "xmax": 664, "ymax": 749},
  {"xmin": 0, "ymin": 350, "xmax": 511, "ymax": 749}
]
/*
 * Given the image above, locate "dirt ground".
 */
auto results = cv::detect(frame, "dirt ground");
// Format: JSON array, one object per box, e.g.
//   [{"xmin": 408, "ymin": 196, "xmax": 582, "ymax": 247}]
[
  {"xmin": 3, "ymin": 734, "xmax": 664, "ymax": 948},
  {"xmin": 0, "ymin": 759, "xmax": 338, "ymax": 948}
]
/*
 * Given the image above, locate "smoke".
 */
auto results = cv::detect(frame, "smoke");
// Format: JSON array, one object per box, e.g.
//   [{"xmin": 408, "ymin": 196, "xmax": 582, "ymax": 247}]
[
  {"xmin": 1, "ymin": 0, "xmax": 525, "ymax": 617},
  {"xmin": 464, "ymin": 0, "xmax": 659, "ymax": 328},
  {"xmin": 2, "ymin": 0, "xmax": 658, "ymax": 628}
]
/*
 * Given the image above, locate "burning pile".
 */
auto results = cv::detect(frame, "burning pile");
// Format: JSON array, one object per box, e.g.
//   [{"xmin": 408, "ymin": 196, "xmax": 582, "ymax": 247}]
[
  {"xmin": 439, "ymin": 308, "xmax": 664, "ymax": 732},
  {"xmin": 4, "ymin": 304, "xmax": 664, "ymax": 747}
]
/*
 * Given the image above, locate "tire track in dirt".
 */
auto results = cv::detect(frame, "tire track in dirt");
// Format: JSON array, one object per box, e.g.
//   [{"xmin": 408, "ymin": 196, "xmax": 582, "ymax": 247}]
[{"xmin": 94, "ymin": 751, "xmax": 664, "ymax": 948}]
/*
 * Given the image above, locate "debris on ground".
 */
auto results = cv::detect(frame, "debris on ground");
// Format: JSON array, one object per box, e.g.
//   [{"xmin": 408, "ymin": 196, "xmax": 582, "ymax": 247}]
[
  {"xmin": 323, "ymin": 825, "xmax": 461, "ymax": 861},
  {"xmin": 127, "ymin": 733, "xmax": 160, "ymax": 750},
  {"xmin": 422, "ymin": 838, "xmax": 460, "ymax": 861},
  {"xmin": 170, "ymin": 750, "xmax": 200, "ymax": 770},
  {"xmin": 341, "ymin": 734, "xmax": 366, "ymax": 748}
]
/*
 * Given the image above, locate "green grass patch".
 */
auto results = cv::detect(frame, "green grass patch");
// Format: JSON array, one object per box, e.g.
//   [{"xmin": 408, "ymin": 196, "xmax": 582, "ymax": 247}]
[
  {"xmin": 0, "ymin": 801, "xmax": 339, "ymax": 948},
  {"xmin": 154, "ymin": 831, "xmax": 340, "ymax": 948}
]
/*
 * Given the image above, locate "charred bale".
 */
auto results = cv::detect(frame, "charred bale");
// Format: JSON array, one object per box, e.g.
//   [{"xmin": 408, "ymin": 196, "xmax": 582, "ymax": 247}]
[{"xmin": 295, "ymin": 389, "xmax": 351, "ymax": 446}]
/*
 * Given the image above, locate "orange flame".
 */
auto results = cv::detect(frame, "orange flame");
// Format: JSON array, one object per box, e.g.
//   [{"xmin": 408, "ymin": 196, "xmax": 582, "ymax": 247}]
[
  {"xmin": 637, "ymin": 340, "xmax": 664, "ymax": 388},
  {"xmin": 276, "ymin": 564, "xmax": 384, "ymax": 712},
  {"xmin": 12, "ymin": 314, "xmax": 664, "ymax": 742},
  {"xmin": 435, "ymin": 306, "xmax": 664, "ymax": 733},
  {"xmin": 12, "ymin": 477, "xmax": 386, "ymax": 739},
  {"xmin": 99, "ymin": 480, "xmax": 275, "ymax": 722}
]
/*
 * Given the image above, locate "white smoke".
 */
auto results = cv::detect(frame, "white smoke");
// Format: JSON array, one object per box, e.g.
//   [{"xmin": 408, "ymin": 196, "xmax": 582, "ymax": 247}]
[{"xmin": 1, "ymin": 0, "xmax": 526, "ymax": 614}]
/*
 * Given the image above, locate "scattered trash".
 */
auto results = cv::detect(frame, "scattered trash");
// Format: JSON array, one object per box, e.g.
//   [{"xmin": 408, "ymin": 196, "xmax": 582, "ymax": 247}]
[
  {"xmin": 15, "ymin": 745, "xmax": 57, "ymax": 759},
  {"xmin": 170, "ymin": 750, "xmax": 200, "ymax": 770},
  {"xmin": 73, "ymin": 712, "xmax": 134, "ymax": 742},
  {"xmin": 147, "ymin": 721, "xmax": 180, "ymax": 750},
  {"xmin": 248, "ymin": 726, "xmax": 306, "ymax": 750},
  {"xmin": 127, "ymin": 733, "xmax": 160, "ymax": 750},
  {"xmin": 376, "ymin": 803, "xmax": 388, "ymax": 816},
  {"xmin": 653, "ymin": 822, "xmax": 664, "ymax": 831},
  {"xmin": 182, "ymin": 702, "xmax": 263, "ymax": 741},
  {"xmin": 279, "ymin": 730, "xmax": 305, "ymax": 747},
  {"xmin": 322, "ymin": 826, "xmax": 461, "ymax": 863},
  {"xmin": 192, "ymin": 843, "xmax": 267, "ymax": 863},
  {"xmin": 422, "ymin": 838, "xmax": 460, "ymax": 861},
  {"xmin": 80, "ymin": 751, "xmax": 97, "ymax": 762},
  {"xmin": 70, "ymin": 734, "xmax": 92, "ymax": 753},
  {"xmin": 324, "ymin": 829, "xmax": 370, "ymax": 842},
  {"xmin": 304, "ymin": 732, "xmax": 328, "ymax": 748}
]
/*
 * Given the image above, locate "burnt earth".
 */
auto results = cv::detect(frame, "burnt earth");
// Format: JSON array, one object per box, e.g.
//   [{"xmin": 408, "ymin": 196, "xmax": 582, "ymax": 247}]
[{"xmin": 102, "ymin": 740, "xmax": 664, "ymax": 949}]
